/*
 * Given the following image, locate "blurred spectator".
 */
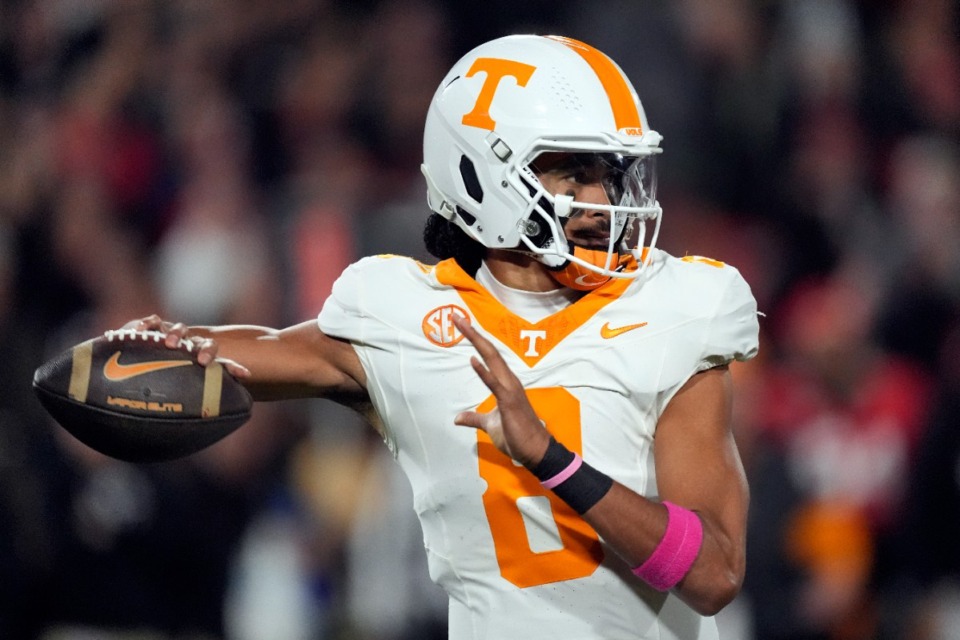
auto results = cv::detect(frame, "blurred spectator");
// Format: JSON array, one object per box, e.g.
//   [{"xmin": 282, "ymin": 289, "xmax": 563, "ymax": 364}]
[
  {"xmin": 352, "ymin": 0, "xmax": 452, "ymax": 259},
  {"xmin": 744, "ymin": 274, "xmax": 933, "ymax": 640},
  {"xmin": 875, "ymin": 134, "xmax": 960, "ymax": 368},
  {"xmin": 270, "ymin": 15, "xmax": 369, "ymax": 320},
  {"xmin": 882, "ymin": 0, "xmax": 960, "ymax": 134},
  {"xmin": 344, "ymin": 444, "xmax": 448, "ymax": 640},
  {"xmin": 153, "ymin": 74, "xmax": 277, "ymax": 326},
  {"xmin": 895, "ymin": 319, "xmax": 960, "ymax": 640},
  {"xmin": 0, "ymin": 213, "xmax": 53, "ymax": 639}
]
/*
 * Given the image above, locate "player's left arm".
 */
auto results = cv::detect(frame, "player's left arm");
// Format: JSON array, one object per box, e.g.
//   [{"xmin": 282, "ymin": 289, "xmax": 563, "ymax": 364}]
[
  {"xmin": 588, "ymin": 364, "xmax": 747, "ymax": 616},
  {"xmin": 453, "ymin": 315, "xmax": 748, "ymax": 616}
]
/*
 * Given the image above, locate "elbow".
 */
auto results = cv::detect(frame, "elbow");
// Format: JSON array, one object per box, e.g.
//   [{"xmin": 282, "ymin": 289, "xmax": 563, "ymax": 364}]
[
  {"xmin": 687, "ymin": 528, "xmax": 747, "ymax": 616},
  {"xmin": 688, "ymin": 571, "xmax": 742, "ymax": 616},
  {"xmin": 680, "ymin": 556, "xmax": 745, "ymax": 617}
]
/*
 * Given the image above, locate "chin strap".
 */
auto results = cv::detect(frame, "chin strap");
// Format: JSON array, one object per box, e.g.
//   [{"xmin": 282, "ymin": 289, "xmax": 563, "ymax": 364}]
[{"xmin": 548, "ymin": 245, "xmax": 618, "ymax": 291}]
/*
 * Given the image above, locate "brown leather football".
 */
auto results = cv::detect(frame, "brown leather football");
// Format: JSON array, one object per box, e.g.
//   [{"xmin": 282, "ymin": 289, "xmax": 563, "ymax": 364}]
[{"xmin": 32, "ymin": 329, "xmax": 252, "ymax": 462}]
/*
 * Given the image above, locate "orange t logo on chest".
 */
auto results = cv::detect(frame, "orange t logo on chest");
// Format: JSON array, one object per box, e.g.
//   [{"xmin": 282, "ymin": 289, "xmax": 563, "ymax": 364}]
[
  {"xmin": 461, "ymin": 58, "xmax": 536, "ymax": 130},
  {"xmin": 519, "ymin": 329, "xmax": 547, "ymax": 357}
]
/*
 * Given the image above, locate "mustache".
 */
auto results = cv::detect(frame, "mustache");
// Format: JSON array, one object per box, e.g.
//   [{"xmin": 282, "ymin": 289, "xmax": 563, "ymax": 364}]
[
  {"xmin": 566, "ymin": 221, "xmax": 611, "ymax": 236},
  {"xmin": 563, "ymin": 213, "xmax": 610, "ymax": 230}
]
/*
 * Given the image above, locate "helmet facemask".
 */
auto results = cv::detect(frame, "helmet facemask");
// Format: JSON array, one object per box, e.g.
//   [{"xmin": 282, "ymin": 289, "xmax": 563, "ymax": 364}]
[
  {"xmin": 509, "ymin": 149, "xmax": 662, "ymax": 289},
  {"xmin": 419, "ymin": 35, "xmax": 665, "ymax": 286}
]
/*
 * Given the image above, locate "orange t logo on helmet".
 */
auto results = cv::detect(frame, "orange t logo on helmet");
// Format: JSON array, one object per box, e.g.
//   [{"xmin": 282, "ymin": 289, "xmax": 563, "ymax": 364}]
[{"xmin": 461, "ymin": 57, "xmax": 536, "ymax": 130}]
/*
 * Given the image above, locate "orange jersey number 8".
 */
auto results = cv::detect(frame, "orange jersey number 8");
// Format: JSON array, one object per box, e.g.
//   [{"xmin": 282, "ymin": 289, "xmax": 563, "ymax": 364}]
[{"xmin": 476, "ymin": 387, "xmax": 604, "ymax": 588}]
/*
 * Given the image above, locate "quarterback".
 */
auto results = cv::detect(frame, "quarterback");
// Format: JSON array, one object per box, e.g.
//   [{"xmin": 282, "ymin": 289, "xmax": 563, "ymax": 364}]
[{"xmin": 133, "ymin": 35, "xmax": 759, "ymax": 639}]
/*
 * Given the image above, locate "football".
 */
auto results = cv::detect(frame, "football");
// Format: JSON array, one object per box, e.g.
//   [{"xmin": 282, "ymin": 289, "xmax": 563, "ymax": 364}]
[{"xmin": 32, "ymin": 329, "xmax": 253, "ymax": 463}]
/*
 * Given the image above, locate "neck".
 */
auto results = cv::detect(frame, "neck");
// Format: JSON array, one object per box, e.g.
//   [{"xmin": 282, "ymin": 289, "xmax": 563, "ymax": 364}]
[{"xmin": 484, "ymin": 249, "xmax": 562, "ymax": 292}]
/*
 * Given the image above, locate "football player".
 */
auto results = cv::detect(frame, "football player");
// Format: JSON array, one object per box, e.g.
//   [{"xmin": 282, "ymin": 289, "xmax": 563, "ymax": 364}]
[{"xmin": 133, "ymin": 35, "xmax": 759, "ymax": 640}]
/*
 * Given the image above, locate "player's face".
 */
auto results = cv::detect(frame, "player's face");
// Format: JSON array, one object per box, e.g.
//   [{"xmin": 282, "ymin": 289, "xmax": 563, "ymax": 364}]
[{"xmin": 532, "ymin": 153, "xmax": 615, "ymax": 250}]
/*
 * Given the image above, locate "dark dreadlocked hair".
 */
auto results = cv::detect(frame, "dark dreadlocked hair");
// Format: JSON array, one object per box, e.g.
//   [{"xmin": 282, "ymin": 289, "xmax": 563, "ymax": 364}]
[{"xmin": 422, "ymin": 212, "xmax": 485, "ymax": 276}]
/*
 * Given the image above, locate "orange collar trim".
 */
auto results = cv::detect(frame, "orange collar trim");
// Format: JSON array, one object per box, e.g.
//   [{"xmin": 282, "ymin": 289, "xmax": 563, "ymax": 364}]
[{"xmin": 434, "ymin": 257, "xmax": 636, "ymax": 366}]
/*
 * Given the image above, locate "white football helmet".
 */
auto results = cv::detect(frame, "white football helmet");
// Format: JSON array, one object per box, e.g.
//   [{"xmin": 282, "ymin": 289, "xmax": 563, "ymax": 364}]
[{"xmin": 421, "ymin": 34, "xmax": 662, "ymax": 288}]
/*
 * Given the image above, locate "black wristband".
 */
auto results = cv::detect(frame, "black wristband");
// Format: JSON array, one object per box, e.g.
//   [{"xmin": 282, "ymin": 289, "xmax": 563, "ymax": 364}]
[
  {"xmin": 531, "ymin": 436, "xmax": 576, "ymax": 481},
  {"xmin": 531, "ymin": 437, "xmax": 614, "ymax": 515}
]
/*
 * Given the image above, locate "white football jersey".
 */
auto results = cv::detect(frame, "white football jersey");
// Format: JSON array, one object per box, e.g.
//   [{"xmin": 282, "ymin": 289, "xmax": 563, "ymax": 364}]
[{"xmin": 318, "ymin": 249, "xmax": 759, "ymax": 640}]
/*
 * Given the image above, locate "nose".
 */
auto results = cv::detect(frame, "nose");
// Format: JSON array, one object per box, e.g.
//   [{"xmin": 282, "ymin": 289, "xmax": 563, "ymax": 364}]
[{"xmin": 571, "ymin": 182, "xmax": 611, "ymax": 218}]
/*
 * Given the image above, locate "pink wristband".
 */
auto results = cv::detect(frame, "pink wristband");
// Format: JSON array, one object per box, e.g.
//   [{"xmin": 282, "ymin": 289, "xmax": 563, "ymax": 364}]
[
  {"xmin": 632, "ymin": 501, "xmax": 704, "ymax": 591},
  {"xmin": 540, "ymin": 453, "xmax": 583, "ymax": 489}
]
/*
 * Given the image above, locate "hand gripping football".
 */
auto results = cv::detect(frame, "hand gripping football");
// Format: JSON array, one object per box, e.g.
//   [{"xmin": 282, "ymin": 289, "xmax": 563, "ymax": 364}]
[{"xmin": 32, "ymin": 329, "xmax": 253, "ymax": 462}]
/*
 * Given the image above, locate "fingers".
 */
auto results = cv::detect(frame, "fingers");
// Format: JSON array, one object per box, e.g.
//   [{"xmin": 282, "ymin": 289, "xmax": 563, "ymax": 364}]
[
  {"xmin": 193, "ymin": 337, "xmax": 217, "ymax": 365},
  {"xmin": 453, "ymin": 315, "xmax": 516, "ymax": 390},
  {"xmin": 453, "ymin": 315, "xmax": 550, "ymax": 464},
  {"xmin": 123, "ymin": 316, "xmax": 191, "ymax": 351},
  {"xmin": 453, "ymin": 315, "xmax": 498, "ymax": 363},
  {"xmin": 124, "ymin": 315, "xmax": 181, "ymax": 348},
  {"xmin": 468, "ymin": 355, "xmax": 500, "ymax": 393},
  {"xmin": 216, "ymin": 357, "xmax": 251, "ymax": 379},
  {"xmin": 455, "ymin": 407, "xmax": 507, "ymax": 454},
  {"xmin": 118, "ymin": 315, "xmax": 232, "ymax": 373},
  {"xmin": 130, "ymin": 314, "xmax": 170, "ymax": 333}
]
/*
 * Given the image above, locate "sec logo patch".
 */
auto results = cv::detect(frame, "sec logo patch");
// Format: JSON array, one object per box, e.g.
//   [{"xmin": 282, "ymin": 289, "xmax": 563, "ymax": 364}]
[{"xmin": 422, "ymin": 304, "xmax": 469, "ymax": 347}]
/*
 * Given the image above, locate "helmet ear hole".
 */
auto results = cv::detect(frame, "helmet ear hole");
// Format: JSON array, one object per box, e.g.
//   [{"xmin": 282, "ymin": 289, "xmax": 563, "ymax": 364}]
[
  {"xmin": 455, "ymin": 206, "xmax": 477, "ymax": 227},
  {"xmin": 459, "ymin": 156, "xmax": 484, "ymax": 203}
]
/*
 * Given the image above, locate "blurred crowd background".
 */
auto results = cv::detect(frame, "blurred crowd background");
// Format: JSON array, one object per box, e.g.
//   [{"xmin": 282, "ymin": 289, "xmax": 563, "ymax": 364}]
[{"xmin": 1, "ymin": 0, "xmax": 958, "ymax": 639}]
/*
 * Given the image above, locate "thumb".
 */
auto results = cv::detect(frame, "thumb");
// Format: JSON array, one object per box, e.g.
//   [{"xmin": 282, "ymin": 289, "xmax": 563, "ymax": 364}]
[
  {"xmin": 454, "ymin": 410, "xmax": 484, "ymax": 430},
  {"xmin": 215, "ymin": 357, "xmax": 251, "ymax": 379}
]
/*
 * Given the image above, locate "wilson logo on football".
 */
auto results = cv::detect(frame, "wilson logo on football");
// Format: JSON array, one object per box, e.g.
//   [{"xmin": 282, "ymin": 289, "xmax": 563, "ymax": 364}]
[{"xmin": 422, "ymin": 305, "xmax": 469, "ymax": 347}]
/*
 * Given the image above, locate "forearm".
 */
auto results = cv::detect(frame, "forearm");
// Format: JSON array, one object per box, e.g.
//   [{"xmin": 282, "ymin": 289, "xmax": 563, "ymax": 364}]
[
  {"xmin": 528, "ymin": 436, "xmax": 745, "ymax": 616},
  {"xmin": 188, "ymin": 324, "xmax": 280, "ymax": 341},
  {"xmin": 580, "ymin": 483, "xmax": 745, "ymax": 616},
  {"xmin": 166, "ymin": 320, "xmax": 366, "ymax": 402},
  {"xmin": 187, "ymin": 325, "xmax": 307, "ymax": 400}
]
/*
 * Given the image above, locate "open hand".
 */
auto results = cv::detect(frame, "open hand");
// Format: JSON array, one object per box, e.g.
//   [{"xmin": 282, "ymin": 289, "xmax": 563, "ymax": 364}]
[{"xmin": 452, "ymin": 315, "xmax": 550, "ymax": 468}]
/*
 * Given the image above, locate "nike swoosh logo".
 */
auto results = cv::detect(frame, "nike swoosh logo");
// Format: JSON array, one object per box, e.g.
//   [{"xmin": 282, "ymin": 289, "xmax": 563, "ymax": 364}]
[
  {"xmin": 600, "ymin": 321, "xmax": 648, "ymax": 339},
  {"xmin": 575, "ymin": 274, "xmax": 610, "ymax": 287},
  {"xmin": 103, "ymin": 351, "xmax": 193, "ymax": 382}
]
